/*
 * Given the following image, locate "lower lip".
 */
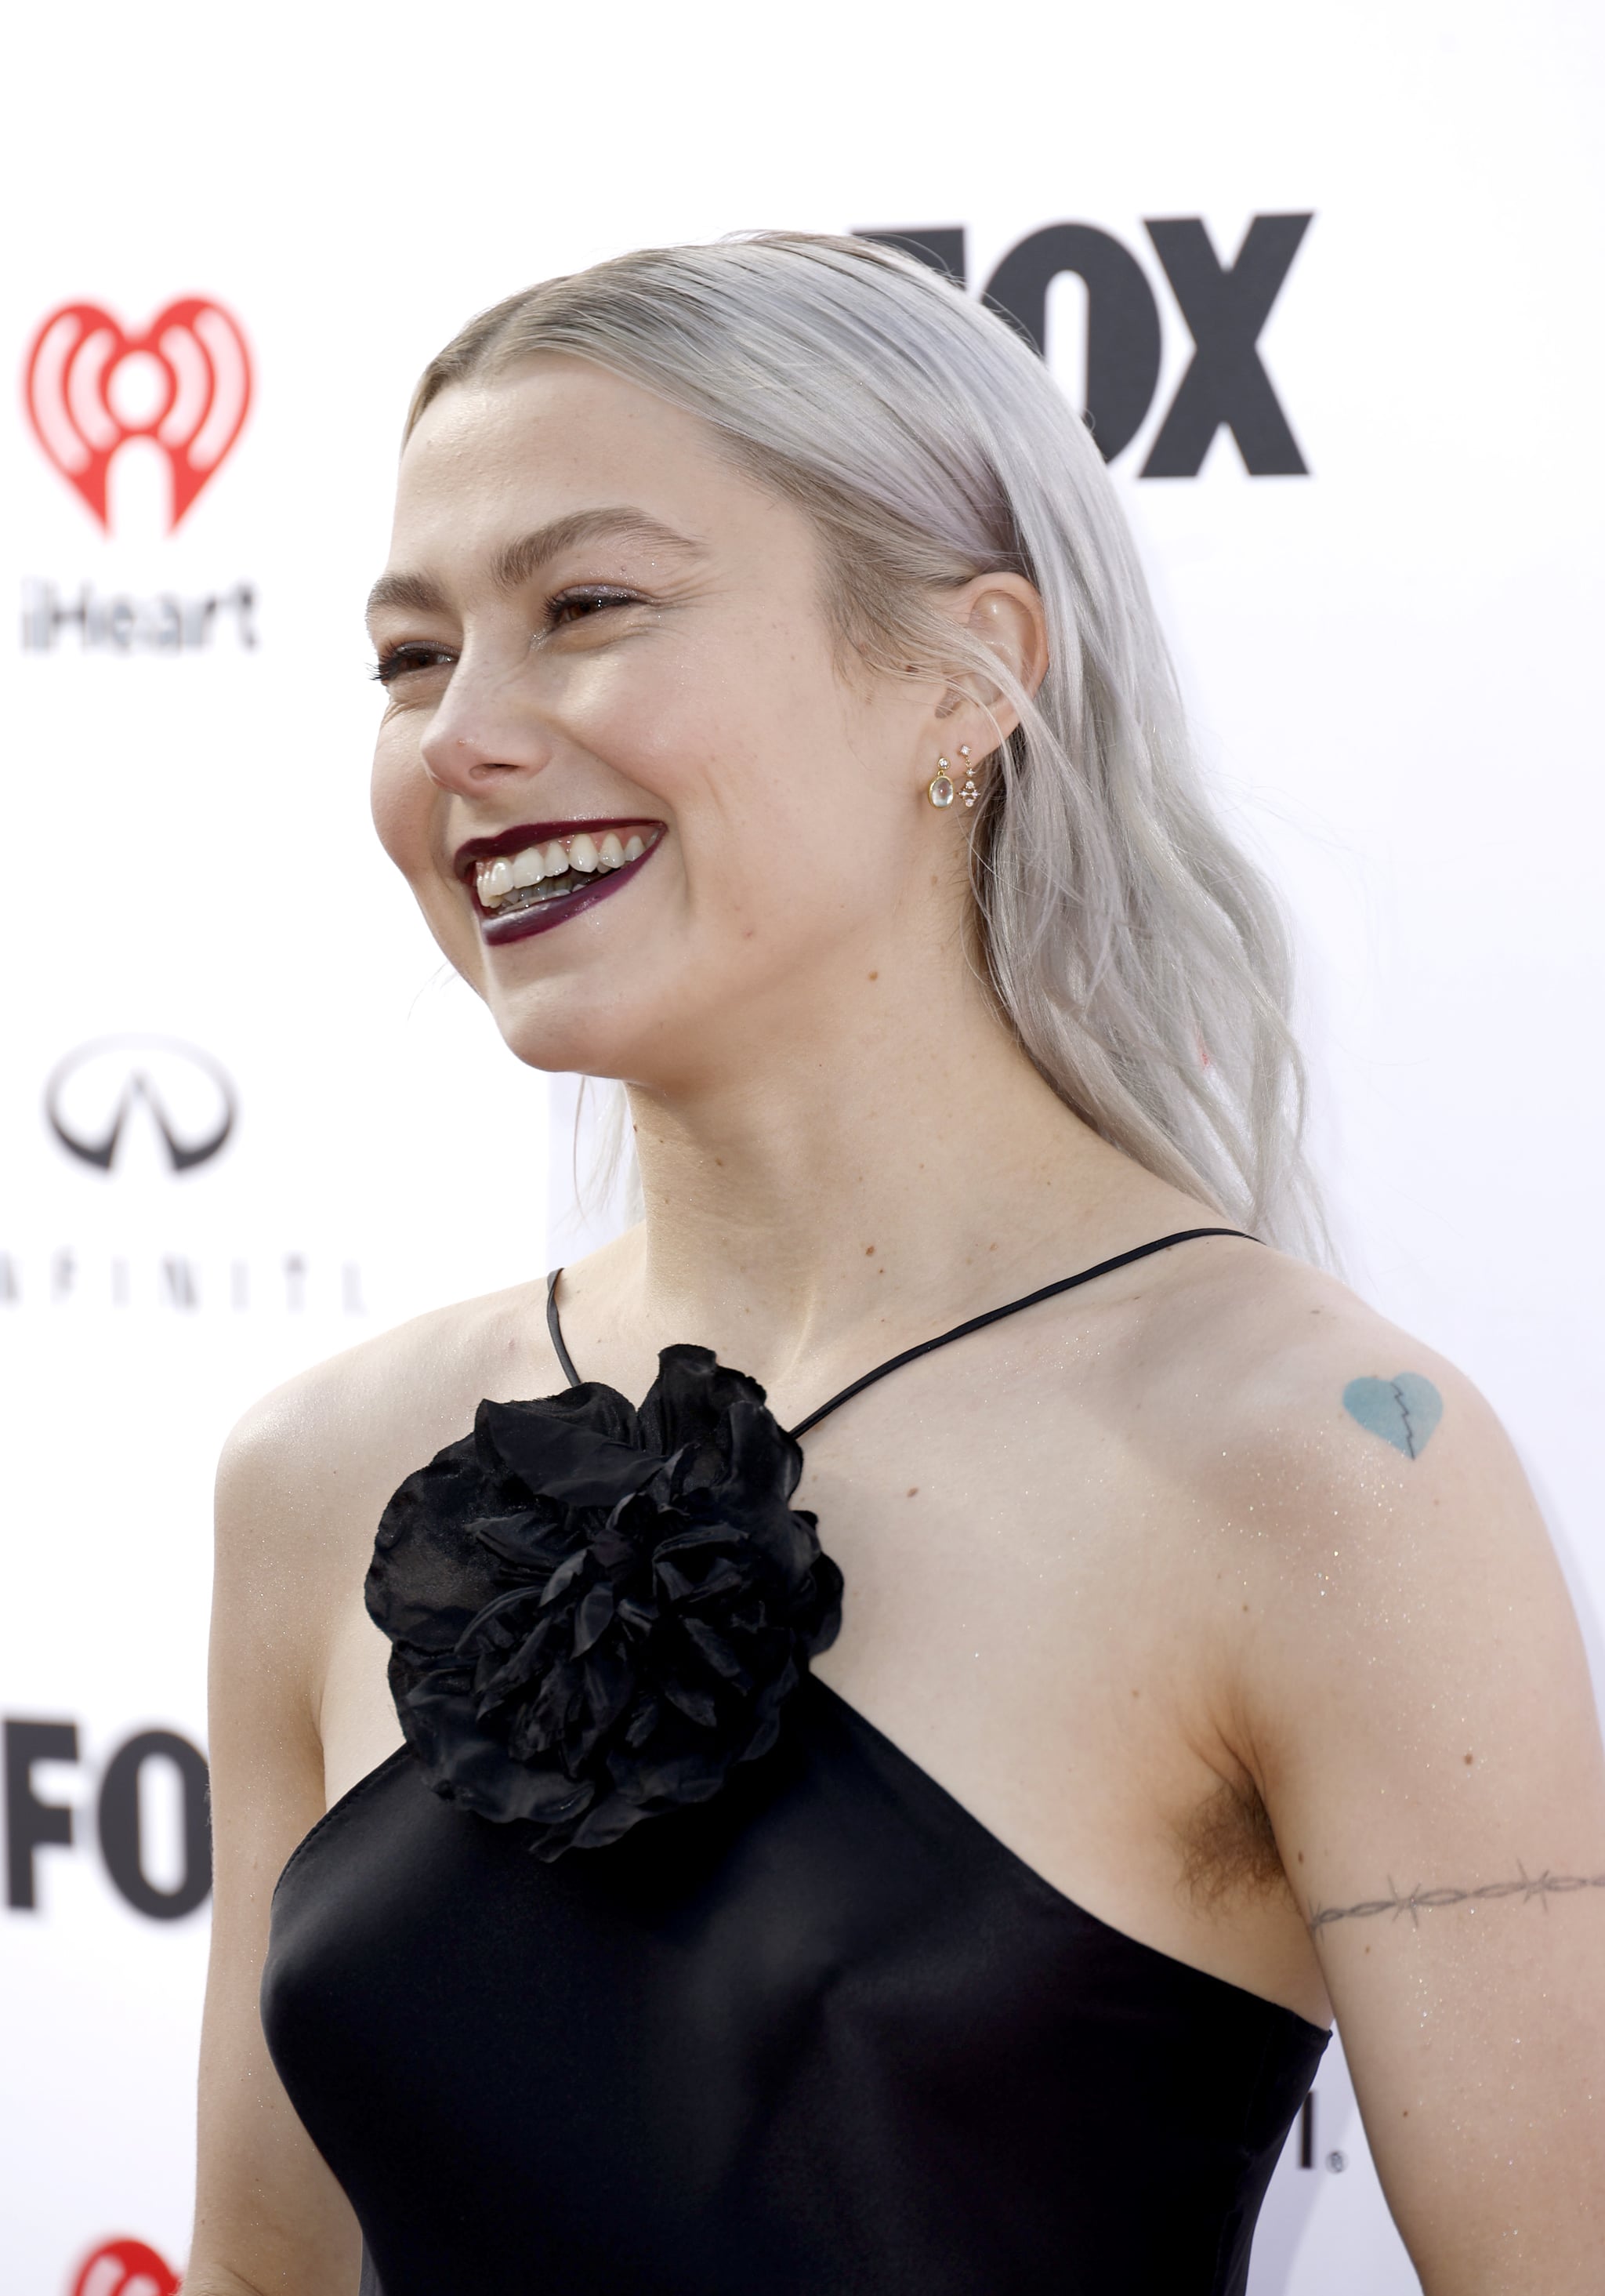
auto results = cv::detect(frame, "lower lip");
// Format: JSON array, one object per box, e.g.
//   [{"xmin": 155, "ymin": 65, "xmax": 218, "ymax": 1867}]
[{"xmin": 476, "ymin": 840, "xmax": 659, "ymax": 947}]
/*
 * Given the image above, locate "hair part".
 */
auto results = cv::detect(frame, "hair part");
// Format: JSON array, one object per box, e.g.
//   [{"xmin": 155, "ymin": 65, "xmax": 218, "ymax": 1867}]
[{"xmin": 410, "ymin": 233, "xmax": 1324, "ymax": 1257}]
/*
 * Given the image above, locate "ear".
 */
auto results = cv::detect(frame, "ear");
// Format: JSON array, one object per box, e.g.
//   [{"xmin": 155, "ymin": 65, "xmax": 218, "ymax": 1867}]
[{"xmin": 930, "ymin": 572, "xmax": 1050, "ymax": 750}]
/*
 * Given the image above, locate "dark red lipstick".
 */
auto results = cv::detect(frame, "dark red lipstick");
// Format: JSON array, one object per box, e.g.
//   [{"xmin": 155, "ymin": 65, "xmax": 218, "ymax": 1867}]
[{"xmin": 457, "ymin": 819, "xmax": 666, "ymax": 949}]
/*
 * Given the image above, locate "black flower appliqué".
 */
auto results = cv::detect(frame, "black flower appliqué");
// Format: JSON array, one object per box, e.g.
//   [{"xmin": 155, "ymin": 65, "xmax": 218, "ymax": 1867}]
[{"xmin": 366, "ymin": 1347, "xmax": 843, "ymax": 1859}]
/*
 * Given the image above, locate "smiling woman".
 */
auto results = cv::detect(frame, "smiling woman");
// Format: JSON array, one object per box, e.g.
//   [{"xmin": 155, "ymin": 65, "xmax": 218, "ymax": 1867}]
[{"xmin": 189, "ymin": 236, "xmax": 1605, "ymax": 2296}]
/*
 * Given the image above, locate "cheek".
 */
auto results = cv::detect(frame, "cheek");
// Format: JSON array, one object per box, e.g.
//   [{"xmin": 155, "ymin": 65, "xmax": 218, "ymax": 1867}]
[
  {"xmin": 370, "ymin": 723, "xmax": 432, "ymax": 879},
  {"xmin": 369, "ymin": 728, "xmax": 486, "ymax": 991},
  {"xmin": 622, "ymin": 632, "xmax": 844, "ymax": 872}
]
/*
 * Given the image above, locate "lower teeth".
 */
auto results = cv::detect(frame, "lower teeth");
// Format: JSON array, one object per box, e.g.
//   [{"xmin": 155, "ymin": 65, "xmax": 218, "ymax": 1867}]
[{"xmin": 492, "ymin": 871, "xmax": 584, "ymax": 916}]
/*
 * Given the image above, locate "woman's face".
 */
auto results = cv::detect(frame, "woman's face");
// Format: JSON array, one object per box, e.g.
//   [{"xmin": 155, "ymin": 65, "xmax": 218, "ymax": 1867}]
[{"xmin": 368, "ymin": 355, "xmax": 965, "ymax": 1088}]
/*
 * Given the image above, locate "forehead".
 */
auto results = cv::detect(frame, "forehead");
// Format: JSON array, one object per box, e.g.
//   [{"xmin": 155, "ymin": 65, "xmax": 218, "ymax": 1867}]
[{"xmin": 389, "ymin": 357, "xmax": 747, "ymax": 561}]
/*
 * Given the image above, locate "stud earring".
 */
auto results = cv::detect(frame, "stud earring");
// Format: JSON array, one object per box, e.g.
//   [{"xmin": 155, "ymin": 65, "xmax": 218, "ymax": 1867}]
[
  {"xmin": 958, "ymin": 745, "xmax": 979, "ymax": 809},
  {"xmin": 927, "ymin": 756, "xmax": 955, "ymax": 808}
]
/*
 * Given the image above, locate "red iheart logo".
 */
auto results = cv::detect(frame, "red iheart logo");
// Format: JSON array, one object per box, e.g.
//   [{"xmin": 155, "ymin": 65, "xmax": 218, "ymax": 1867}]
[
  {"xmin": 69, "ymin": 2236, "xmax": 180, "ymax": 2296},
  {"xmin": 24, "ymin": 297, "xmax": 252, "ymax": 532}
]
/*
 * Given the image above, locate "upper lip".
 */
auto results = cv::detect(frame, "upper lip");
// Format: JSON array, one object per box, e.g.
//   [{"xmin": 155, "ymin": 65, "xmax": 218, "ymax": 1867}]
[{"xmin": 451, "ymin": 818, "xmax": 665, "ymax": 883}]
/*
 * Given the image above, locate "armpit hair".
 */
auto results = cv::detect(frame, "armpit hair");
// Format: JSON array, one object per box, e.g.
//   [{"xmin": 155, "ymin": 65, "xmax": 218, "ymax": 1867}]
[{"xmin": 1176, "ymin": 1776, "xmax": 1292, "ymax": 1911}]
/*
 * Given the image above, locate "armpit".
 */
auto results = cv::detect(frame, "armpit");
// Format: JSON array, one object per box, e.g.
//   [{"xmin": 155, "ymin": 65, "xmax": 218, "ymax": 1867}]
[{"xmin": 1176, "ymin": 1776, "xmax": 1292, "ymax": 1911}]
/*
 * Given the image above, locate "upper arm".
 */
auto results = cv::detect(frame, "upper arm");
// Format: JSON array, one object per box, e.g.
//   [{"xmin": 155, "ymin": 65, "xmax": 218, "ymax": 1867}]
[
  {"xmin": 1232, "ymin": 1333, "xmax": 1605, "ymax": 2291},
  {"xmin": 188, "ymin": 1393, "xmax": 363, "ymax": 2295}
]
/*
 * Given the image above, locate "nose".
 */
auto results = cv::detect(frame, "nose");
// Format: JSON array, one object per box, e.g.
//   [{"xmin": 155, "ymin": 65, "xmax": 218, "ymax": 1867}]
[{"xmin": 418, "ymin": 653, "xmax": 551, "ymax": 799}]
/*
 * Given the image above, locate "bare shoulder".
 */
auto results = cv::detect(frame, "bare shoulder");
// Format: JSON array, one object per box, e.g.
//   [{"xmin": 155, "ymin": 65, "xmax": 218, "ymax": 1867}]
[
  {"xmin": 230, "ymin": 1266, "xmax": 568, "ymax": 1475},
  {"xmin": 1128, "ymin": 1236, "xmax": 1594, "ymax": 1784},
  {"xmin": 214, "ymin": 1277, "xmax": 565, "ymax": 1649},
  {"xmin": 1129, "ymin": 1238, "xmax": 1531, "ymax": 1551}
]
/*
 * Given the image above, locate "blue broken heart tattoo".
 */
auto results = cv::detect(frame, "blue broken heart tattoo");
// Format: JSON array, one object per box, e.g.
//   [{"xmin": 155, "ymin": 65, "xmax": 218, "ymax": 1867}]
[{"xmin": 1342, "ymin": 1373, "xmax": 1443, "ymax": 1458}]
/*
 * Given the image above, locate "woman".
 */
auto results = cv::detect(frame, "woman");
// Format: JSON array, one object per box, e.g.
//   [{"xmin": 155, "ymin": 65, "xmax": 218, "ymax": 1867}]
[{"xmin": 190, "ymin": 235, "xmax": 1605, "ymax": 2294}]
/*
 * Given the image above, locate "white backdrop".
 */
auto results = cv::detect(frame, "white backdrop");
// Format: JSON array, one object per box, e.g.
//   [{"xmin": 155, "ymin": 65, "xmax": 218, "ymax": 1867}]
[{"xmin": 3, "ymin": 3, "xmax": 1602, "ymax": 2289}]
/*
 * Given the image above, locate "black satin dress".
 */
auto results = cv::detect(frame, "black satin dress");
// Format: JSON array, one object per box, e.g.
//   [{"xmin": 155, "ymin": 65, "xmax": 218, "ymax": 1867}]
[{"xmin": 262, "ymin": 1229, "xmax": 1328, "ymax": 2295}]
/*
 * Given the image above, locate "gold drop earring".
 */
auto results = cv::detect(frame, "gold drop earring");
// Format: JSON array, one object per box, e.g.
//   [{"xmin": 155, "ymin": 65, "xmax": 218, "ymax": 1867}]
[
  {"xmin": 958, "ymin": 745, "xmax": 979, "ymax": 809},
  {"xmin": 927, "ymin": 756, "xmax": 955, "ymax": 808}
]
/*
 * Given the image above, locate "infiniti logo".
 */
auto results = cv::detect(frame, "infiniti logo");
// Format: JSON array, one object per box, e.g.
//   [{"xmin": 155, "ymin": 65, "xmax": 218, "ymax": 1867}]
[{"xmin": 44, "ymin": 1037, "xmax": 236, "ymax": 1175}]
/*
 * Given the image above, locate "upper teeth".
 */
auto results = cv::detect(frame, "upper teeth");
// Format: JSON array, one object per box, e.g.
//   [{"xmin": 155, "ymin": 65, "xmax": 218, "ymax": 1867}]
[{"xmin": 474, "ymin": 827, "xmax": 650, "ymax": 909}]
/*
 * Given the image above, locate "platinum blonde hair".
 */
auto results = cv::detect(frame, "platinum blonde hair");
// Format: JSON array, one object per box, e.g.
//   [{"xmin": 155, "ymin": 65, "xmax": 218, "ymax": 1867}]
[{"xmin": 410, "ymin": 232, "xmax": 1322, "ymax": 1254}]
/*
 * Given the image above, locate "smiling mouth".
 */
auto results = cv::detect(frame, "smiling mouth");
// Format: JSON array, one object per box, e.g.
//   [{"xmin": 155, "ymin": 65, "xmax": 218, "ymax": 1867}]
[{"xmin": 461, "ymin": 822, "xmax": 664, "ymax": 946}]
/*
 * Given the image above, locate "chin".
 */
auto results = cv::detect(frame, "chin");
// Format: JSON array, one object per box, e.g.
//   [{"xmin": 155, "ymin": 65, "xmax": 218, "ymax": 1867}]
[{"xmin": 484, "ymin": 988, "xmax": 665, "ymax": 1088}]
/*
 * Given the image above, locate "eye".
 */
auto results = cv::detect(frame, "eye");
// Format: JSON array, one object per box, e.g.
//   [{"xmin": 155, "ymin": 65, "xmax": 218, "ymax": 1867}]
[
  {"xmin": 371, "ymin": 641, "xmax": 455, "ymax": 686},
  {"xmin": 547, "ymin": 586, "xmax": 641, "ymax": 628}
]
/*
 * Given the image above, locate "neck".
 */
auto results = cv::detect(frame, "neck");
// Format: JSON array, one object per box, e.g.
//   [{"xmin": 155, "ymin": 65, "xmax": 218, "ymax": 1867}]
[{"xmin": 592, "ymin": 959, "xmax": 1163, "ymax": 1398}]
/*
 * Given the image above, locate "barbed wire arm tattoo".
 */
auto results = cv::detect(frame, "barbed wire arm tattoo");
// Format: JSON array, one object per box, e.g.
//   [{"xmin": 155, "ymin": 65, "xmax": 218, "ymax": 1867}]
[{"xmin": 1310, "ymin": 1863, "xmax": 1605, "ymax": 1931}]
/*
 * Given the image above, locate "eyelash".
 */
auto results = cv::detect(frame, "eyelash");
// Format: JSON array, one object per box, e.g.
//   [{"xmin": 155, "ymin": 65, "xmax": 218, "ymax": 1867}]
[
  {"xmin": 370, "ymin": 586, "xmax": 641, "ymax": 684},
  {"xmin": 370, "ymin": 643, "xmax": 451, "ymax": 686}
]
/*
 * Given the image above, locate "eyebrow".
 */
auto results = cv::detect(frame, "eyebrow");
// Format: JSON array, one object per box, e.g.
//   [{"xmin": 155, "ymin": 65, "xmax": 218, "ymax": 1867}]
[{"xmin": 364, "ymin": 506, "xmax": 708, "ymax": 624}]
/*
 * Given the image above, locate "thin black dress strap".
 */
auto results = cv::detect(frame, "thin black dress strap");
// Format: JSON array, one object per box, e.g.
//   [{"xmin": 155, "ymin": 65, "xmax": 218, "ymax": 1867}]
[
  {"xmin": 788, "ymin": 1228, "xmax": 1257, "ymax": 1439},
  {"xmin": 545, "ymin": 1268, "xmax": 583, "ymax": 1389},
  {"xmin": 545, "ymin": 1227, "xmax": 1255, "ymax": 1431}
]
